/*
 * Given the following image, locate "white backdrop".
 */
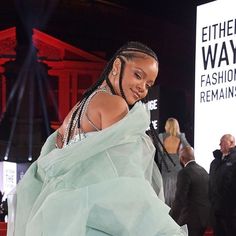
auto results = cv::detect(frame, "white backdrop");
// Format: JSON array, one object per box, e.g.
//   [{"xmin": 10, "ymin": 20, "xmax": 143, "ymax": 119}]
[
  {"xmin": 195, "ymin": 0, "xmax": 236, "ymax": 172},
  {"xmin": 0, "ymin": 161, "xmax": 16, "ymax": 199}
]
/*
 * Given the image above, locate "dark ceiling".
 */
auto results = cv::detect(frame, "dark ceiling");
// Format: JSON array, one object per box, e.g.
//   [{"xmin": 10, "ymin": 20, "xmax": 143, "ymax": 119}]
[
  {"xmin": 0, "ymin": 0, "xmax": 214, "ymax": 87},
  {"xmin": 0, "ymin": 0, "xmax": 215, "ymax": 143}
]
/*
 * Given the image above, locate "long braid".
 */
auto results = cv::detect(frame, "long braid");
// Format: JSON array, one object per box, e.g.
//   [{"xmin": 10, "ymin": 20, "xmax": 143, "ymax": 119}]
[
  {"xmin": 76, "ymin": 57, "xmax": 116, "ymax": 131},
  {"xmin": 66, "ymin": 41, "xmax": 158, "ymax": 143},
  {"xmin": 66, "ymin": 98, "xmax": 86, "ymax": 145},
  {"xmin": 66, "ymin": 106, "xmax": 79, "ymax": 144},
  {"xmin": 117, "ymin": 56, "xmax": 126, "ymax": 101},
  {"xmin": 81, "ymin": 41, "xmax": 158, "ymax": 103}
]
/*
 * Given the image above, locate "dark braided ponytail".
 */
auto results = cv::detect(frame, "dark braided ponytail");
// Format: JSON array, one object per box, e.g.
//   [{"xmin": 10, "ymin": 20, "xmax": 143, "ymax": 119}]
[
  {"xmin": 82, "ymin": 41, "xmax": 158, "ymax": 102},
  {"xmin": 113, "ymin": 42, "xmax": 158, "ymax": 103},
  {"xmin": 66, "ymin": 41, "xmax": 158, "ymax": 144}
]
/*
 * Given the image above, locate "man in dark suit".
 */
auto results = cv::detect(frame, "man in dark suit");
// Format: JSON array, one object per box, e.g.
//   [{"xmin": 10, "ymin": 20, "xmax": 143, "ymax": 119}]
[
  {"xmin": 209, "ymin": 134, "xmax": 236, "ymax": 236},
  {"xmin": 169, "ymin": 146, "xmax": 210, "ymax": 236}
]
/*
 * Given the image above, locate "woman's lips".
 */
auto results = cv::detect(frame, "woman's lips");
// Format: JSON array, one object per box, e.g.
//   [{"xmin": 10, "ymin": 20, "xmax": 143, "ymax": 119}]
[{"xmin": 131, "ymin": 89, "xmax": 140, "ymax": 99}]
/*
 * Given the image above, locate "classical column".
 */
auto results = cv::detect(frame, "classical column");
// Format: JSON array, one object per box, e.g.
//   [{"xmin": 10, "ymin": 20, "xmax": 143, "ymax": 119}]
[
  {"xmin": 70, "ymin": 71, "xmax": 78, "ymax": 106},
  {"xmin": 0, "ymin": 75, "xmax": 6, "ymax": 115},
  {"xmin": 48, "ymin": 69, "xmax": 70, "ymax": 121},
  {"xmin": 58, "ymin": 72, "xmax": 70, "ymax": 119}
]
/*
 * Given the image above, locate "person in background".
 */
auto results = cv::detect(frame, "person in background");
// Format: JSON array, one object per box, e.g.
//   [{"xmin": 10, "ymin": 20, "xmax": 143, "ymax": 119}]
[
  {"xmin": 158, "ymin": 117, "xmax": 190, "ymax": 207},
  {"xmin": 0, "ymin": 191, "xmax": 4, "ymax": 222},
  {"xmin": 209, "ymin": 134, "xmax": 236, "ymax": 236},
  {"xmin": 0, "ymin": 191, "xmax": 7, "ymax": 222},
  {"xmin": 0, "ymin": 191, "xmax": 3, "ymax": 203},
  {"xmin": 8, "ymin": 41, "xmax": 187, "ymax": 236},
  {"xmin": 0, "ymin": 198, "xmax": 8, "ymax": 222},
  {"xmin": 169, "ymin": 146, "xmax": 210, "ymax": 236}
]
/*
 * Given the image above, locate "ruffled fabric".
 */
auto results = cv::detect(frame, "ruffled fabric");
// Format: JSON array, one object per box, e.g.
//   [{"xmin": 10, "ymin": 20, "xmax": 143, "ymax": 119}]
[{"xmin": 9, "ymin": 102, "xmax": 187, "ymax": 236}]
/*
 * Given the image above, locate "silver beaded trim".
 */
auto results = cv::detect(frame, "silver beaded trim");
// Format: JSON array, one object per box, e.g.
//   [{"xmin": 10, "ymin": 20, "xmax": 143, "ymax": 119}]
[{"xmin": 62, "ymin": 86, "xmax": 111, "ymax": 147}]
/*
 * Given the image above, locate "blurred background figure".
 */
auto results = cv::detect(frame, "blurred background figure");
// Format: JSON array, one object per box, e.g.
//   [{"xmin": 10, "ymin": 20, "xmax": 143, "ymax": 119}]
[
  {"xmin": 169, "ymin": 146, "xmax": 210, "ymax": 236},
  {"xmin": 209, "ymin": 134, "xmax": 236, "ymax": 236},
  {"xmin": 0, "ymin": 191, "xmax": 8, "ymax": 222},
  {"xmin": 158, "ymin": 117, "xmax": 190, "ymax": 207},
  {"xmin": 0, "ymin": 200, "xmax": 8, "ymax": 222}
]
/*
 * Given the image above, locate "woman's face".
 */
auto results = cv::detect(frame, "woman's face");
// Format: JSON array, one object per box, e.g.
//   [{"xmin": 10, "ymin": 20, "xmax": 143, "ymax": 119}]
[{"xmin": 114, "ymin": 56, "xmax": 158, "ymax": 105}]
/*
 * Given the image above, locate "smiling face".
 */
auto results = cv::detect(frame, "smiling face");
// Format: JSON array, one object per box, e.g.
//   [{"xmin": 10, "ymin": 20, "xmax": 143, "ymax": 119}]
[{"xmin": 111, "ymin": 54, "xmax": 158, "ymax": 105}]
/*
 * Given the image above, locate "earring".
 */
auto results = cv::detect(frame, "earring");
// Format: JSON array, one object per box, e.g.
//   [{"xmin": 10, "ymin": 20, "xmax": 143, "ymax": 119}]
[{"xmin": 112, "ymin": 70, "xmax": 117, "ymax": 76}]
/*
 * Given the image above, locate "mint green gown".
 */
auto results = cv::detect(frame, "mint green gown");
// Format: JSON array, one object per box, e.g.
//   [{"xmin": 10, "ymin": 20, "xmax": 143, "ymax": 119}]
[{"xmin": 8, "ymin": 102, "xmax": 187, "ymax": 236}]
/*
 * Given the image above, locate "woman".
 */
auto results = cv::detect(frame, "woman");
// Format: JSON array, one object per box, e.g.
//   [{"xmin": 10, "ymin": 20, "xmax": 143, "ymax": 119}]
[
  {"xmin": 8, "ymin": 42, "xmax": 187, "ymax": 236},
  {"xmin": 158, "ymin": 117, "xmax": 190, "ymax": 207}
]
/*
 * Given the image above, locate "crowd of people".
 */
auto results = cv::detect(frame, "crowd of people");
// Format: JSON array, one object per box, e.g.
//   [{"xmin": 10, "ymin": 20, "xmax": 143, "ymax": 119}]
[
  {"xmin": 157, "ymin": 118, "xmax": 236, "ymax": 236},
  {"xmin": 4, "ymin": 41, "xmax": 236, "ymax": 236},
  {"xmin": 158, "ymin": 121, "xmax": 236, "ymax": 236}
]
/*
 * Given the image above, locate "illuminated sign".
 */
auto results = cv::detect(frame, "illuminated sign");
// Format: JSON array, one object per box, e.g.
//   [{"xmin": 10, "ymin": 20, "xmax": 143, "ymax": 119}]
[
  {"xmin": 0, "ymin": 161, "xmax": 16, "ymax": 197},
  {"xmin": 195, "ymin": 0, "xmax": 236, "ymax": 171},
  {"xmin": 147, "ymin": 85, "xmax": 159, "ymax": 131}
]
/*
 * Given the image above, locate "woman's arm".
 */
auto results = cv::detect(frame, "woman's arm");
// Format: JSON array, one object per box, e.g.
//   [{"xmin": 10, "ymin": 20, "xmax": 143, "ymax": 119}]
[
  {"xmin": 99, "ymin": 94, "xmax": 129, "ymax": 129},
  {"xmin": 55, "ymin": 93, "xmax": 129, "ymax": 148}
]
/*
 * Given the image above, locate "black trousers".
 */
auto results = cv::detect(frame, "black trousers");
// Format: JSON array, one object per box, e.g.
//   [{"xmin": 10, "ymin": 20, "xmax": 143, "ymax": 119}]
[
  {"xmin": 213, "ymin": 214, "xmax": 236, "ymax": 236},
  {"xmin": 187, "ymin": 225, "xmax": 206, "ymax": 236}
]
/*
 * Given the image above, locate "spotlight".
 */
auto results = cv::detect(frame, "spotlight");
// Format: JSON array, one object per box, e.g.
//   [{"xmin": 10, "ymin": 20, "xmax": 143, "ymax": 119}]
[
  {"xmin": 4, "ymin": 155, "xmax": 8, "ymax": 160},
  {"xmin": 28, "ymin": 156, "xmax": 32, "ymax": 161}
]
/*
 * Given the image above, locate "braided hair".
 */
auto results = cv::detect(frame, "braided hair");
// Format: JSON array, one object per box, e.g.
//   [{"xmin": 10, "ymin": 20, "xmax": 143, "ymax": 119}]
[{"xmin": 66, "ymin": 41, "xmax": 159, "ymax": 144}]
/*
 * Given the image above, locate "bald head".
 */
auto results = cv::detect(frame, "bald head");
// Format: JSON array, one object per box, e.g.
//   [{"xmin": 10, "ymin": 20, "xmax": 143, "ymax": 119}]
[
  {"xmin": 220, "ymin": 134, "xmax": 235, "ymax": 155},
  {"xmin": 179, "ymin": 146, "xmax": 195, "ymax": 165}
]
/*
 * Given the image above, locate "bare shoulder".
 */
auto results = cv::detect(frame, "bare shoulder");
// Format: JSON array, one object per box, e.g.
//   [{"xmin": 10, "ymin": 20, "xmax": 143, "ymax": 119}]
[
  {"xmin": 94, "ymin": 92, "xmax": 128, "ymax": 111},
  {"xmin": 89, "ymin": 92, "xmax": 129, "ymax": 129}
]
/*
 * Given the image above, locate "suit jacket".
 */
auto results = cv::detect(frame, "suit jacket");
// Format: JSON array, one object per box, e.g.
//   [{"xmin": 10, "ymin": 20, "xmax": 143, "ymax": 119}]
[
  {"xmin": 209, "ymin": 147, "xmax": 236, "ymax": 216},
  {"xmin": 169, "ymin": 161, "xmax": 210, "ymax": 229}
]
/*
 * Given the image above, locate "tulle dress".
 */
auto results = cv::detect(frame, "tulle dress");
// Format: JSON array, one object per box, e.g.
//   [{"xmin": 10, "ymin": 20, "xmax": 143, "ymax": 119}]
[{"xmin": 7, "ymin": 102, "xmax": 187, "ymax": 236}]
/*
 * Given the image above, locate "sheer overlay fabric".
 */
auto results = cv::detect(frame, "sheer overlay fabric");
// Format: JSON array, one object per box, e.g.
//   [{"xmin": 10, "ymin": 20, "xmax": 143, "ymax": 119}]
[{"xmin": 8, "ymin": 102, "xmax": 187, "ymax": 236}]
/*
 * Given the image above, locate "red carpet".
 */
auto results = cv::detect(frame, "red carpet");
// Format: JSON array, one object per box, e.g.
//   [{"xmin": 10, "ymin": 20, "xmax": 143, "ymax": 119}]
[
  {"xmin": 0, "ymin": 223, "xmax": 6, "ymax": 236},
  {"xmin": 0, "ymin": 222, "xmax": 214, "ymax": 236},
  {"xmin": 204, "ymin": 227, "xmax": 214, "ymax": 236}
]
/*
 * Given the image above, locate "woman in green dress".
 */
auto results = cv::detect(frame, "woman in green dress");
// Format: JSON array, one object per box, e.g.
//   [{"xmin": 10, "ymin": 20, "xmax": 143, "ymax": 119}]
[{"xmin": 8, "ymin": 41, "xmax": 187, "ymax": 236}]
